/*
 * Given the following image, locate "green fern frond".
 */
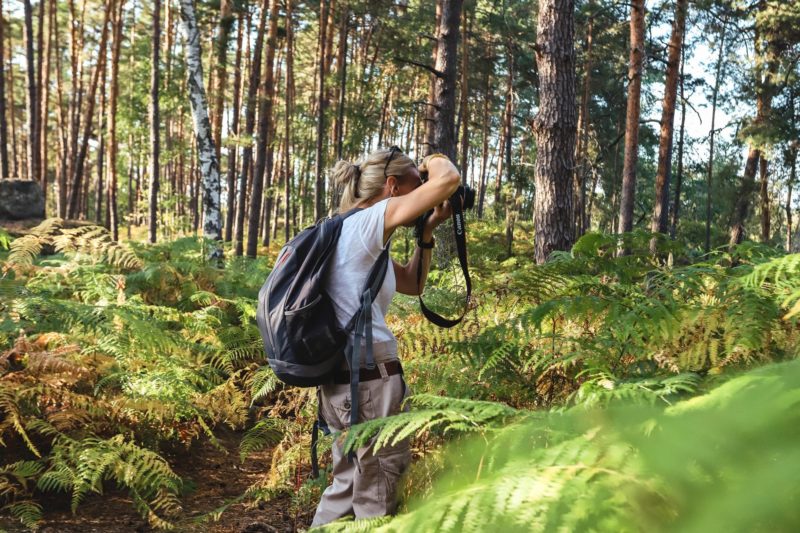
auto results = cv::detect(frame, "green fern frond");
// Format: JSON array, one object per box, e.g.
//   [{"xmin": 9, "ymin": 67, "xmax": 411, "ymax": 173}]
[
  {"xmin": 739, "ymin": 253, "xmax": 800, "ymax": 290},
  {"xmin": 44, "ymin": 434, "xmax": 182, "ymax": 527},
  {"xmin": 569, "ymin": 372, "xmax": 702, "ymax": 409},
  {"xmin": 315, "ymin": 514, "xmax": 393, "ymax": 532},
  {"xmin": 249, "ymin": 365, "xmax": 281, "ymax": 406},
  {"xmin": 343, "ymin": 394, "xmax": 520, "ymax": 453},
  {"xmin": 0, "ymin": 227, "xmax": 10, "ymax": 250},
  {"xmin": 240, "ymin": 418, "xmax": 286, "ymax": 461},
  {"xmin": 2, "ymin": 500, "xmax": 43, "ymax": 529},
  {"xmin": 8, "ymin": 235, "xmax": 43, "ymax": 266},
  {"xmin": 29, "ymin": 218, "xmax": 64, "ymax": 238}
]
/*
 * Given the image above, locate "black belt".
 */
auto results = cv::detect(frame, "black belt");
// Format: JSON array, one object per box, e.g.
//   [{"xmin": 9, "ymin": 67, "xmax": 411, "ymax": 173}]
[{"xmin": 332, "ymin": 360, "xmax": 403, "ymax": 384}]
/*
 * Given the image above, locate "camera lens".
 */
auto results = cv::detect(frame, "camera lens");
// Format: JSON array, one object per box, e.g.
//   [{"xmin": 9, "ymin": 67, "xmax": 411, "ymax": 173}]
[{"xmin": 457, "ymin": 185, "xmax": 475, "ymax": 210}]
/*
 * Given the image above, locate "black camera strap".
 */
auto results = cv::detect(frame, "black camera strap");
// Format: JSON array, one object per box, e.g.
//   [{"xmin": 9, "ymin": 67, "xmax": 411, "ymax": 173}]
[{"xmin": 416, "ymin": 189, "xmax": 472, "ymax": 328}]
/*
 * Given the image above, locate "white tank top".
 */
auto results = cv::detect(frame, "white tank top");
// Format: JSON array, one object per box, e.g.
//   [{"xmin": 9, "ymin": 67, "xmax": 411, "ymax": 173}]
[{"xmin": 324, "ymin": 199, "xmax": 397, "ymax": 351}]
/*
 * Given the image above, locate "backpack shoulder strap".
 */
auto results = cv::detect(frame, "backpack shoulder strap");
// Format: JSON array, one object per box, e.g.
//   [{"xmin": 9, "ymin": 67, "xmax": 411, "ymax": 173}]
[{"xmin": 345, "ymin": 244, "xmax": 390, "ymax": 435}]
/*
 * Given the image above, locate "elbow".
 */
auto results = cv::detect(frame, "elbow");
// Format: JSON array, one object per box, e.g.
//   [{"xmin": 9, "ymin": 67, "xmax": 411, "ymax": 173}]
[{"xmin": 444, "ymin": 170, "xmax": 461, "ymax": 195}]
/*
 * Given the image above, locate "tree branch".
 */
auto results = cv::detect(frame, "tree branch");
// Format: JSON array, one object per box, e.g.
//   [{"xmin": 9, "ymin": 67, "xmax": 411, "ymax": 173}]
[
  {"xmin": 393, "ymin": 56, "xmax": 444, "ymax": 78},
  {"xmin": 411, "ymin": 100, "xmax": 441, "ymax": 110}
]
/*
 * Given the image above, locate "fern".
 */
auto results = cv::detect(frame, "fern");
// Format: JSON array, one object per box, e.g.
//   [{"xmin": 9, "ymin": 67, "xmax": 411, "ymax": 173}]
[
  {"xmin": 320, "ymin": 359, "xmax": 800, "ymax": 532},
  {"xmin": 6, "ymin": 218, "xmax": 142, "ymax": 271},
  {"xmin": 0, "ymin": 385, "xmax": 41, "ymax": 457},
  {"xmin": 317, "ymin": 515, "xmax": 393, "ymax": 532},
  {"xmin": 249, "ymin": 365, "xmax": 281, "ymax": 405},
  {"xmin": 0, "ymin": 461, "xmax": 45, "ymax": 528},
  {"xmin": 7, "ymin": 235, "xmax": 43, "ymax": 267},
  {"xmin": 239, "ymin": 418, "xmax": 286, "ymax": 461},
  {"xmin": 41, "ymin": 434, "xmax": 182, "ymax": 526},
  {"xmin": 342, "ymin": 394, "xmax": 520, "ymax": 453},
  {"xmin": 0, "ymin": 228, "xmax": 10, "ymax": 250},
  {"xmin": 3, "ymin": 500, "xmax": 43, "ymax": 529}
]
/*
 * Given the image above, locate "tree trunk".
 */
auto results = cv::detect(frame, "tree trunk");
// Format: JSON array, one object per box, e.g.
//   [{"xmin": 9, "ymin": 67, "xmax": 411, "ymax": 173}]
[
  {"xmin": 38, "ymin": 0, "xmax": 54, "ymax": 208},
  {"xmin": 494, "ymin": 44, "xmax": 513, "ymax": 212},
  {"xmin": 670, "ymin": 37, "xmax": 687, "ymax": 240},
  {"xmin": 8, "ymin": 27, "xmax": 20, "ymax": 180},
  {"xmin": 423, "ymin": 1, "xmax": 442, "ymax": 156},
  {"xmin": 729, "ymin": 4, "xmax": 779, "ymax": 248},
  {"xmin": 149, "ymin": 0, "xmax": 161, "ymax": 243},
  {"xmin": 225, "ymin": 12, "xmax": 243, "ymax": 242},
  {"xmin": 268, "ymin": 138, "xmax": 282, "ymax": 242},
  {"xmin": 477, "ymin": 63, "xmax": 491, "ymax": 218},
  {"xmin": 787, "ymin": 149, "xmax": 796, "ymax": 252},
  {"xmin": 532, "ymin": 0, "xmax": 576, "ymax": 264},
  {"xmin": 505, "ymin": 184, "xmax": 521, "ymax": 257},
  {"xmin": 334, "ymin": 4, "xmax": 347, "ymax": 160},
  {"xmin": 314, "ymin": 0, "xmax": 329, "ymax": 221},
  {"xmin": 703, "ymin": 16, "xmax": 726, "ymax": 250},
  {"xmin": 127, "ymin": 134, "xmax": 134, "ymax": 239},
  {"xmin": 759, "ymin": 155, "xmax": 770, "ymax": 242},
  {"xmin": 67, "ymin": 0, "xmax": 84, "ymax": 201},
  {"xmin": 180, "ymin": 0, "xmax": 222, "ymax": 243},
  {"xmin": 0, "ymin": 0, "xmax": 9, "ymax": 179},
  {"xmin": 235, "ymin": 1, "xmax": 267, "ymax": 256},
  {"xmin": 457, "ymin": 6, "xmax": 470, "ymax": 182},
  {"xmin": 54, "ymin": 24, "xmax": 67, "ymax": 214},
  {"xmin": 284, "ymin": 0, "xmax": 295, "ymax": 241},
  {"xmin": 729, "ymin": 149, "xmax": 761, "ymax": 246},
  {"xmin": 617, "ymin": 0, "xmax": 645, "ymax": 240},
  {"xmin": 190, "ymin": 141, "xmax": 199, "ymax": 233},
  {"xmin": 95, "ymin": 83, "xmax": 106, "ymax": 224},
  {"xmin": 212, "ymin": 0, "xmax": 234, "ymax": 164},
  {"xmin": 23, "ymin": 0, "xmax": 38, "ymax": 185},
  {"xmin": 431, "ymin": 0, "xmax": 462, "ymax": 161},
  {"xmin": 787, "ymin": 88, "xmax": 797, "ymax": 252},
  {"xmin": 107, "ymin": 0, "xmax": 125, "ymax": 241},
  {"xmin": 574, "ymin": 4, "xmax": 594, "ymax": 235},
  {"xmin": 35, "ymin": 0, "xmax": 44, "ymax": 190},
  {"xmin": 247, "ymin": 0, "xmax": 279, "ymax": 257},
  {"xmin": 67, "ymin": 2, "xmax": 111, "ymax": 220},
  {"xmin": 378, "ymin": 85, "xmax": 391, "ymax": 146},
  {"xmin": 650, "ymin": 0, "xmax": 687, "ymax": 251}
]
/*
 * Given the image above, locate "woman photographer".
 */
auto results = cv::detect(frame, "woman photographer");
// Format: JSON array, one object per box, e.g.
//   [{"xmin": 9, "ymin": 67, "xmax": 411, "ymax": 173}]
[{"xmin": 311, "ymin": 147, "xmax": 460, "ymax": 526}]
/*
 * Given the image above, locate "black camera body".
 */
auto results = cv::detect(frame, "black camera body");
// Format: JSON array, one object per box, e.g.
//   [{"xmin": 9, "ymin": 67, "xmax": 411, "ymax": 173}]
[
  {"xmin": 418, "ymin": 168, "xmax": 476, "ymax": 211},
  {"xmin": 415, "ymin": 169, "xmax": 475, "ymax": 245}
]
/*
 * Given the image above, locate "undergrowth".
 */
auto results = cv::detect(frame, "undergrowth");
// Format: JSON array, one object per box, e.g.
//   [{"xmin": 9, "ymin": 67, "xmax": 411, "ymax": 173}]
[{"xmin": 1, "ymin": 218, "xmax": 799, "ymax": 530}]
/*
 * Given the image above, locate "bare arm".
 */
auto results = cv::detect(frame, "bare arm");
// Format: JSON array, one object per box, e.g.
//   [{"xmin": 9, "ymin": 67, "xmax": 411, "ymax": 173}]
[
  {"xmin": 393, "ymin": 200, "xmax": 451, "ymax": 296},
  {"xmin": 383, "ymin": 156, "xmax": 460, "ymax": 243}
]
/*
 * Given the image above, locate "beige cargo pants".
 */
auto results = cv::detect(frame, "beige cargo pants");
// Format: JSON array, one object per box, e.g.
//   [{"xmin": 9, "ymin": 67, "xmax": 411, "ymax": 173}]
[{"xmin": 311, "ymin": 368, "xmax": 411, "ymax": 527}]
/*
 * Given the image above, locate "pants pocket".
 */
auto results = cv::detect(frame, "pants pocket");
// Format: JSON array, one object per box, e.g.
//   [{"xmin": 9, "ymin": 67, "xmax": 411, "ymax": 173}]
[
  {"xmin": 327, "ymin": 385, "xmax": 375, "ymax": 429},
  {"xmin": 377, "ymin": 447, "xmax": 411, "ymax": 513}
]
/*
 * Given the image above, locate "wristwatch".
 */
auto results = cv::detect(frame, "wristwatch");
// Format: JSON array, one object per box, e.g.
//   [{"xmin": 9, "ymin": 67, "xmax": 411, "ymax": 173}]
[{"xmin": 417, "ymin": 237, "xmax": 435, "ymax": 249}]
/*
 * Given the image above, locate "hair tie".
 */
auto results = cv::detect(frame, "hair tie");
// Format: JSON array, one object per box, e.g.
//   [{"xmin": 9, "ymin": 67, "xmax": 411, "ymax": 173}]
[{"xmin": 352, "ymin": 163, "xmax": 362, "ymax": 198}]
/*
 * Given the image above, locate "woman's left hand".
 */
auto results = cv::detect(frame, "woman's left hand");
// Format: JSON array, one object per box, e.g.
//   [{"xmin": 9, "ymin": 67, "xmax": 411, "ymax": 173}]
[{"xmin": 425, "ymin": 200, "xmax": 452, "ymax": 232}]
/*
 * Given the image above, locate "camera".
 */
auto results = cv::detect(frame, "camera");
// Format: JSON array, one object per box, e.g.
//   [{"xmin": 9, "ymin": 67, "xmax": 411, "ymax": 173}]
[
  {"xmin": 419, "ymin": 167, "xmax": 475, "ymax": 211},
  {"xmin": 458, "ymin": 185, "xmax": 475, "ymax": 211}
]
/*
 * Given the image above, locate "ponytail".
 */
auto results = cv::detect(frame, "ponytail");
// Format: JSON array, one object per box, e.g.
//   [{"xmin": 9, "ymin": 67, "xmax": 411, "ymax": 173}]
[{"xmin": 330, "ymin": 148, "xmax": 416, "ymax": 213}]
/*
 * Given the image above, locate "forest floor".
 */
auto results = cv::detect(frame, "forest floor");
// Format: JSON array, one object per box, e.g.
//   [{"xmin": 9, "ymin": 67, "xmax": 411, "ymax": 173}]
[{"xmin": 0, "ymin": 429, "xmax": 312, "ymax": 533}]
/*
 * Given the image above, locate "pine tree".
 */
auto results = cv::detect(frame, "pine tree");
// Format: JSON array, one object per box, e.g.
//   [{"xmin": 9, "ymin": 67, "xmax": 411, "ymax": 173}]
[{"xmin": 532, "ymin": 0, "xmax": 576, "ymax": 263}]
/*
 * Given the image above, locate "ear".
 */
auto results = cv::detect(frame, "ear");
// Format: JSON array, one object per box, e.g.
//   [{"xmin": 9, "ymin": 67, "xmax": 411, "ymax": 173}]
[{"xmin": 385, "ymin": 175, "xmax": 399, "ymax": 196}]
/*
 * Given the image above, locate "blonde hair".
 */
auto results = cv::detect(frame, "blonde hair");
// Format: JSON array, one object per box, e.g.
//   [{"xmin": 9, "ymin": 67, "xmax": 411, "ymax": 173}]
[{"xmin": 331, "ymin": 147, "xmax": 416, "ymax": 212}]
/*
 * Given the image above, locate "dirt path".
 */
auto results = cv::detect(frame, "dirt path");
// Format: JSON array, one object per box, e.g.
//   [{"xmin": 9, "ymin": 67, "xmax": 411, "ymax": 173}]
[{"xmin": 0, "ymin": 429, "xmax": 314, "ymax": 532}]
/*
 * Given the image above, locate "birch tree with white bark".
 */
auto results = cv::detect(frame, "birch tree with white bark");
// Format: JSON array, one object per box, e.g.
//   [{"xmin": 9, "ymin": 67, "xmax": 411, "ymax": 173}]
[{"xmin": 179, "ymin": 0, "xmax": 222, "ymax": 244}]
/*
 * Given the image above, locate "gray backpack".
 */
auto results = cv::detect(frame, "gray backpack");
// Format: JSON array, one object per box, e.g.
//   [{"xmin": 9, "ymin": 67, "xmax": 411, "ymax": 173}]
[{"xmin": 255, "ymin": 209, "xmax": 389, "ymax": 475}]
